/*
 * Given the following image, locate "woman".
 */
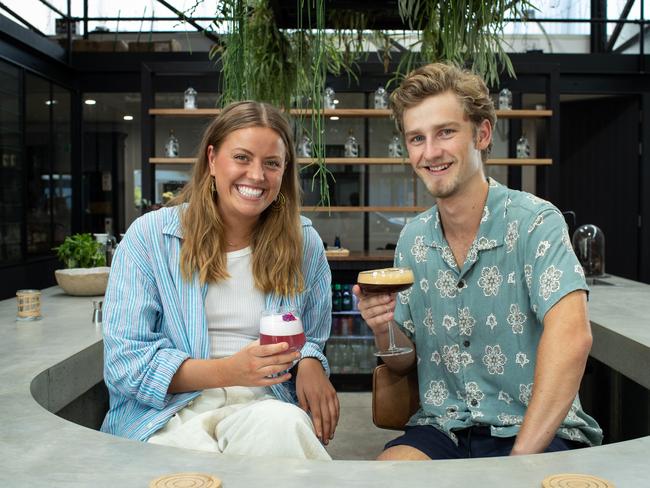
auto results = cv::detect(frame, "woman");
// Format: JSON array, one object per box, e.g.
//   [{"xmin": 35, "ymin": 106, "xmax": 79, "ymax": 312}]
[{"xmin": 101, "ymin": 101, "xmax": 338, "ymax": 460}]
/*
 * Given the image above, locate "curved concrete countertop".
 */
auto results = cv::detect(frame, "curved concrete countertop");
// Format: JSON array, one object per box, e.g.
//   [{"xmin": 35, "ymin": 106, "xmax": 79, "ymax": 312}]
[{"xmin": 1, "ymin": 276, "xmax": 648, "ymax": 487}]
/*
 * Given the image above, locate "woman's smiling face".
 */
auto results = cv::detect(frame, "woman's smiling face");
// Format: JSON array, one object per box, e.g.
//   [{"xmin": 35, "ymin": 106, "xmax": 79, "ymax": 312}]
[{"xmin": 208, "ymin": 126, "xmax": 286, "ymax": 226}]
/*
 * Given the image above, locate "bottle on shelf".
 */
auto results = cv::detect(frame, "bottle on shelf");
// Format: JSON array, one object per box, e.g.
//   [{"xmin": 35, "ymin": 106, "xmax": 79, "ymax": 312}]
[
  {"xmin": 388, "ymin": 133, "xmax": 404, "ymax": 157},
  {"xmin": 328, "ymin": 342, "xmax": 341, "ymax": 374},
  {"xmin": 498, "ymin": 87, "xmax": 512, "ymax": 110},
  {"xmin": 103, "ymin": 217, "xmax": 117, "ymax": 266},
  {"xmin": 341, "ymin": 284, "xmax": 353, "ymax": 311},
  {"xmin": 323, "ymin": 87, "xmax": 336, "ymax": 109},
  {"xmin": 183, "ymin": 87, "xmax": 197, "ymax": 109},
  {"xmin": 164, "ymin": 129, "xmax": 179, "ymax": 158},
  {"xmin": 344, "ymin": 130, "xmax": 360, "ymax": 158},
  {"xmin": 373, "ymin": 86, "xmax": 388, "ymax": 109},
  {"xmin": 516, "ymin": 134, "xmax": 531, "ymax": 158},
  {"xmin": 297, "ymin": 132, "xmax": 312, "ymax": 158},
  {"xmin": 332, "ymin": 284, "xmax": 342, "ymax": 312}
]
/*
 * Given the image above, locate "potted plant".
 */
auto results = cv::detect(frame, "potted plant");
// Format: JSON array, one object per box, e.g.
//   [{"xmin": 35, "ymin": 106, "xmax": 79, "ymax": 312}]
[{"xmin": 53, "ymin": 233, "xmax": 110, "ymax": 296}]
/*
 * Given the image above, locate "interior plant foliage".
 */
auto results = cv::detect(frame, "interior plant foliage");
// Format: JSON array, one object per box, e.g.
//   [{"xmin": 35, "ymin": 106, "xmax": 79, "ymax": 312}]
[
  {"xmin": 54, "ymin": 233, "xmax": 106, "ymax": 269},
  {"xmin": 395, "ymin": 0, "xmax": 535, "ymax": 85},
  {"xmin": 208, "ymin": 0, "xmax": 370, "ymax": 206},
  {"xmin": 201, "ymin": 0, "xmax": 534, "ymax": 204}
]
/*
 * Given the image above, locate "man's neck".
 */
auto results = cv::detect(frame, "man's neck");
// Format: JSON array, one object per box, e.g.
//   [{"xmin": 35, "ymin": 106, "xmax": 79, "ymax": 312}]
[{"xmin": 437, "ymin": 174, "xmax": 490, "ymax": 243}]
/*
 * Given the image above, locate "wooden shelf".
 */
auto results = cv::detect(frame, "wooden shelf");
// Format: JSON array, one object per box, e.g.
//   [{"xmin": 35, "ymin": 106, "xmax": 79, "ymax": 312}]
[
  {"xmin": 149, "ymin": 108, "xmax": 552, "ymax": 119},
  {"xmin": 298, "ymin": 157, "xmax": 406, "ymax": 165},
  {"xmin": 150, "ymin": 157, "xmax": 196, "ymax": 164},
  {"xmin": 495, "ymin": 109, "xmax": 552, "ymax": 118},
  {"xmin": 488, "ymin": 158, "xmax": 552, "ymax": 166},
  {"xmin": 149, "ymin": 108, "xmax": 222, "ymax": 116},
  {"xmin": 301, "ymin": 206, "xmax": 427, "ymax": 213},
  {"xmin": 150, "ymin": 157, "xmax": 552, "ymax": 166},
  {"xmin": 326, "ymin": 250, "xmax": 394, "ymax": 261}
]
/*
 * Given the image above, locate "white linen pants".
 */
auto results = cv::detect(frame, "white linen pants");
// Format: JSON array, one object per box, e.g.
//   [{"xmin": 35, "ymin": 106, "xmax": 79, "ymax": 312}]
[{"xmin": 148, "ymin": 386, "xmax": 331, "ymax": 460}]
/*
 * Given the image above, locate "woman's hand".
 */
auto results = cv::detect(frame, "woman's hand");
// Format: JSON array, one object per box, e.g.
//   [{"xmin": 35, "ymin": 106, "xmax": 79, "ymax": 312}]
[
  {"xmin": 224, "ymin": 340, "xmax": 301, "ymax": 387},
  {"xmin": 295, "ymin": 358, "xmax": 340, "ymax": 445},
  {"xmin": 352, "ymin": 284, "xmax": 395, "ymax": 336}
]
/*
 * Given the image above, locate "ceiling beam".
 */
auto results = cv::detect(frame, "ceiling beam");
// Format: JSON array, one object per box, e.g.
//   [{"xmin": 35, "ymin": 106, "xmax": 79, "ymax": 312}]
[
  {"xmin": 154, "ymin": 0, "xmax": 222, "ymax": 45},
  {"xmin": 37, "ymin": 0, "xmax": 68, "ymax": 19},
  {"xmin": 0, "ymin": 2, "xmax": 46, "ymax": 36},
  {"xmin": 606, "ymin": 0, "xmax": 636, "ymax": 51}
]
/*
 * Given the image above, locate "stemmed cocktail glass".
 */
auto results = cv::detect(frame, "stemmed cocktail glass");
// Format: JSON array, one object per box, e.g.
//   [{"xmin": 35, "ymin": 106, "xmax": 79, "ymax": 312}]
[{"xmin": 357, "ymin": 267, "xmax": 414, "ymax": 357}]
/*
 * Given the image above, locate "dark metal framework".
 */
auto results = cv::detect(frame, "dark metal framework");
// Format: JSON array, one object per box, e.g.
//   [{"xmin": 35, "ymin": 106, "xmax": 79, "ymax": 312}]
[{"xmin": 1, "ymin": 1, "xmax": 649, "ymax": 55}]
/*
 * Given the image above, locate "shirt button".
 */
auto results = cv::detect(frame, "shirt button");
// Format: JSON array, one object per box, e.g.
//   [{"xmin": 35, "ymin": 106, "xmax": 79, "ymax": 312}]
[
  {"xmin": 463, "ymin": 340, "xmax": 470, "ymax": 347},
  {"xmin": 457, "ymin": 280, "xmax": 465, "ymax": 289},
  {"xmin": 470, "ymin": 399, "xmax": 478, "ymax": 407},
  {"xmin": 446, "ymin": 406, "xmax": 457, "ymax": 413}
]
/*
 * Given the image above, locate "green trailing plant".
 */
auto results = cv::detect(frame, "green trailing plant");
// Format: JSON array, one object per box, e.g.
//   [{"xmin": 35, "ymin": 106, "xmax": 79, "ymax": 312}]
[
  {"xmin": 393, "ymin": 0, "xmax": 536, "ymax": 86},
  {"xmin": 54, "ymin": 233, "xmax": 106, "ymax": 269},
  {"xmin": 208, "ymin": 0, "xmax": 372, "ymax": 206},
  {"xmin": 201, "ymin": 0, "xmax": 535, "ymax": 204}
]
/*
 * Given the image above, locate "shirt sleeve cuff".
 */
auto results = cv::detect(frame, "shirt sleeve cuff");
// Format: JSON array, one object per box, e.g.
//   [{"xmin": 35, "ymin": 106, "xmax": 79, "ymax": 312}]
[
  {"xmin": 300, "ymin": 341, "xmax": 330, "ymax": 376},
  {"xmin": 140, "ymin": 348, "xmax": 190, "ymax": 410}
]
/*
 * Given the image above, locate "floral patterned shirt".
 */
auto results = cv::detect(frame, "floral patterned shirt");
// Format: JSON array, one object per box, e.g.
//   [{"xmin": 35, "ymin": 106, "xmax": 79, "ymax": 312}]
[{"xmin": 393, "ymin": 178, "xmax": 603, "ymax": 446}]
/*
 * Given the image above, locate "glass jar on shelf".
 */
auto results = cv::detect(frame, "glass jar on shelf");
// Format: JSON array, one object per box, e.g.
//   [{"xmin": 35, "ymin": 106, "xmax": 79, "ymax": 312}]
[
  {"xmin": 323, "ymin": 87, "xmax": 336, "ymax": 109},
  {"xmin": 183, "ymin": 87, "xmax": 197, "ymax": 109},
  {"xmin": 344, "ymin": 130, "xmax": 360, "ymax": 158},
  {"xmin": 297, "ymin": 133, "xmax": 312, "ymax": 158},
  {"xmin": 498, "ymin": 87, "xmax": 512, "ymax": 110},
  {"xmin": 164, "ymin": 129, "xmax": 179, "ymax": 158},
  {"xmin": 516, "ymin": 134, "xmax": 530, "ymax": 158},
  {"xmin": 388, "ymin": 133, "xmax": 403, "ymax": 157},
  {"xmin": 373, "ymin": 86, "xmax": 388, "ymax": 109}
]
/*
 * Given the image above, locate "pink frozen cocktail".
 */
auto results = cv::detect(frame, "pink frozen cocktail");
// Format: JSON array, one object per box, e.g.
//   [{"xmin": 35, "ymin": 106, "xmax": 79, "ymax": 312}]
[{"xmin": 259, "ymin": 310, "xmax": 305, "ymax": 353}]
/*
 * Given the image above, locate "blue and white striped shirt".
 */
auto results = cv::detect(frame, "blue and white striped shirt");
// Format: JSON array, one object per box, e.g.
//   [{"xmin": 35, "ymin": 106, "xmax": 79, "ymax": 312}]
[{"xmin": 100, "ymin": 205, "xmax": 332, "ymax": 441}]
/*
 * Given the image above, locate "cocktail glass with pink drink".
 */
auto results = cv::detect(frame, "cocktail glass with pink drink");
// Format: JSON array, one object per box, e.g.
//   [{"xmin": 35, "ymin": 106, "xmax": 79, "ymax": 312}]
[{"xmin": 259, "ymin": 309, "xmax": 306, "ymax": 353}]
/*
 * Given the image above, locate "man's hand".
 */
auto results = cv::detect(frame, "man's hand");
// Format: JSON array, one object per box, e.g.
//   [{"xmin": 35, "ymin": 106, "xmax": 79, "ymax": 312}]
[
  {"xmin": 351, "ymin": 284, "xmax": 395, "ymax": 337},
  {"xmin": 352, "ymin": 284, "xmax": 416, "ymax": 373},
  {"xmin": 295, "ymin": 358, "xmax": 340, "ymax": 445}
]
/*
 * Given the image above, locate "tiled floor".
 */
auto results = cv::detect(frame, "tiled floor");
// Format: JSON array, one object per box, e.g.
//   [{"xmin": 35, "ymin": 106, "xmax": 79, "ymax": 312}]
[{"xmin": 324, "ymin": 392, "xmax": 398, "ymax": 460}]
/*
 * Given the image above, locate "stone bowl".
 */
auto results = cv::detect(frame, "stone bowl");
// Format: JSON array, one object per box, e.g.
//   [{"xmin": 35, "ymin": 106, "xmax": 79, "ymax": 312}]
[{"xmin": 54, "ymin": 267, "xmax": 110, "ymax": 296}]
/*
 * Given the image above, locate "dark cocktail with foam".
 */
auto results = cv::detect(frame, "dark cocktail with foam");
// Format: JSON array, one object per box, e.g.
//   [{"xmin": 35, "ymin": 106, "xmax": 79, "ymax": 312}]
[{"xmin": 357, "ymin": 267, "xmax": 414, "ymax": 295}]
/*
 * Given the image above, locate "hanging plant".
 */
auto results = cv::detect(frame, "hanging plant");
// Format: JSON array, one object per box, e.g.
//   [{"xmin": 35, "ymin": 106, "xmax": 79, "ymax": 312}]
[
  {"xmin": 208, "ymin": 0, "xmax": 371, "ymax": 206},
  {"xmin": 393, "ymin": 0, "xmax": 536, "ymax": 85}
]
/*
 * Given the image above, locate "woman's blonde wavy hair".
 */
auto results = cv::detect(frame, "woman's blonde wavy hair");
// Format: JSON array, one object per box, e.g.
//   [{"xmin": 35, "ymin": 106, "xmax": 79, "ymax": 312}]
[
  {"xmin": 170, "ymin": 101, "xmax": 303, "ymax": 297},
  {"xmin": 389, "ymin": 62, "xmax": 496, "ymax": 162}
]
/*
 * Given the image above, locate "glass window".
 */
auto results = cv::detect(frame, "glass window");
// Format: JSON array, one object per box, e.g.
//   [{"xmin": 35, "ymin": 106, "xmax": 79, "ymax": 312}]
[
  {"xmin": 82, "ymin": 92, "xmax": 140, "ymax": 234},
  {"xmin": 52, "ymin": 84, "xmax": 71, "ymax": 246},
  {"xmin": 0, "ymin": 60, "xmax": 22, "ymax": 264},
  {"xmin": 25, "ymin": 73, "xmax": 52, "ymax": 257}
]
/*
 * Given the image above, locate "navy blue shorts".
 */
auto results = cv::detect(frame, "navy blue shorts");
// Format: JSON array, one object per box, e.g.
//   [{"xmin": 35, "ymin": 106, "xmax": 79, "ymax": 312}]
[{"xmin": 384, "ymin": 425, "xmax": 583, "ymax": 459}]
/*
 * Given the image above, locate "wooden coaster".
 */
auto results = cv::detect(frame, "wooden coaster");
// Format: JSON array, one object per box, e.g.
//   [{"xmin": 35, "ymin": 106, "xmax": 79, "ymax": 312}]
[
  {"xmin": 542, "ymin": 473, "xmax": 614, "ymax": 488},
  {"xmin": 149, "ymin": 472, "xmax": 222, "ymax": 488}
]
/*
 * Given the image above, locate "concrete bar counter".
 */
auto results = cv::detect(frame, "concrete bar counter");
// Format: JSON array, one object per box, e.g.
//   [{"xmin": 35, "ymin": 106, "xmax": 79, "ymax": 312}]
[{"xmin": 1, "ymin": 276, "xmax": 648, "ymax": 487}]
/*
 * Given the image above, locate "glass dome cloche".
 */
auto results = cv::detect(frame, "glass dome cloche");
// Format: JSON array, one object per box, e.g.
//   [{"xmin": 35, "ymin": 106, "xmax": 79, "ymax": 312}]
[{"xmin": 572, "ymin": 224, "xmax": 605, "ymax": 277}]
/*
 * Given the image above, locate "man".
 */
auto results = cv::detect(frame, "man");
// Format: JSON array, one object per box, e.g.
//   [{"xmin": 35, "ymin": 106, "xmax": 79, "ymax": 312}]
[{"xmin": 353, "ymin": 63, "xmax": 602, "ymax": 460}]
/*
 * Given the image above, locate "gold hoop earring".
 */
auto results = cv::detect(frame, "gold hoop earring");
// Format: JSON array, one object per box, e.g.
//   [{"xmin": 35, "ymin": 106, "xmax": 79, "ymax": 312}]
[{"xmin": 272, "ymin": 192, "xmax": 286, "ymax": 210}]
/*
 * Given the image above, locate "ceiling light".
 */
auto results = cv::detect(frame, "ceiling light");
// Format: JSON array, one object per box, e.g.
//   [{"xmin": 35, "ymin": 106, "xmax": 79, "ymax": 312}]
[
  {"xmin": 84, "ymin": 99, "xmax": 96, "ymax": 105},
  {"xmin": 329, "ymin": 116, "xmax": 339, "ymax": 121},
  {"xmin": 333, "ymin": 99, "xmax": 340, "ymax": 105},
  {"xmin": 123, "ymin": 115, "xmax": 134, "ymax": 121},
  {"xmin": 45, "ymin": 100, "xmax": 58, "ymax": 106}
]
